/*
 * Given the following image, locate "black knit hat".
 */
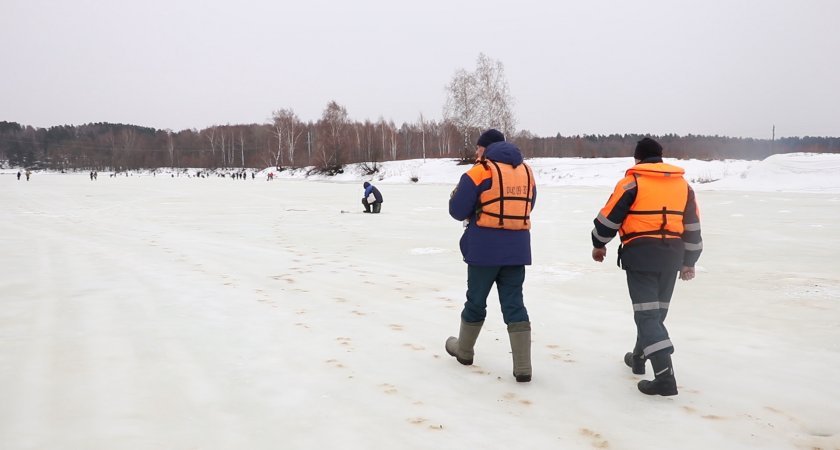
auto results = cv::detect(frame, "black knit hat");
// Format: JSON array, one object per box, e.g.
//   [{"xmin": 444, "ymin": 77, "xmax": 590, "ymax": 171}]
[
  {"xmin": 634, "ymin": 137, "xmax": 663, "ymax": 160},
  {"xmin": 476, "ymin": 129, "xmax": 505, "ymax": 148}
]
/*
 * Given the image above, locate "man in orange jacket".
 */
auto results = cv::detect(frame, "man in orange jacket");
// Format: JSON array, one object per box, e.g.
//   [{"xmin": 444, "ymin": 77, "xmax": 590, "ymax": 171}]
[{"xmin": 591, "ymin": 137, "xmax": 703, "ymax": 396}]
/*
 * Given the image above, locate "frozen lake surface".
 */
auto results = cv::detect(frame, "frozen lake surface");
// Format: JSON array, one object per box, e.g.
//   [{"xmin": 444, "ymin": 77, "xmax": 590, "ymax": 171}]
[{"xmin": 2, "ymin": 169, "xmax": 839, "ymax": 449}]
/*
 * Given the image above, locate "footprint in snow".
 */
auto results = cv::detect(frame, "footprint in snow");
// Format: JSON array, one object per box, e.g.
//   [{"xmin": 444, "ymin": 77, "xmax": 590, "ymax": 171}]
[{"xmin": 579, "ymin": 428, "xmax": 609, "ymax": 448}]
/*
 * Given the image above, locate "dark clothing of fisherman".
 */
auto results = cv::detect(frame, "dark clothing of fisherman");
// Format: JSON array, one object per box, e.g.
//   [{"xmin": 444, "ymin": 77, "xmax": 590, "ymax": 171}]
[{"xmin": 362, "ymin": 182, "xmax": 383, "ymax": 213}]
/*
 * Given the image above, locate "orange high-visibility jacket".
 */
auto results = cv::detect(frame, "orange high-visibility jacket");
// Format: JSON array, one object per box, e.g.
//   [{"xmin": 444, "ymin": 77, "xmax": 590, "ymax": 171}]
[
  {"xmin": 601, "ymin": 163, "xmax": 689, "ymax": 244},
  {"xmin": 475, "ymin": 159, "xmax": 535, "ymax": 230}
]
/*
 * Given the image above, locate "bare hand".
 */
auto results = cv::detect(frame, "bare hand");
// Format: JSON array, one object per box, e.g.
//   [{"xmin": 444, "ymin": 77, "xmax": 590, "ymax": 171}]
[
  {"xmin": 679, "ymin": 266, "xmax": 695, "ymax": 281},
  {"xmin": 592, "ymin": 247, "xmax": 606, "ymax": 262}
]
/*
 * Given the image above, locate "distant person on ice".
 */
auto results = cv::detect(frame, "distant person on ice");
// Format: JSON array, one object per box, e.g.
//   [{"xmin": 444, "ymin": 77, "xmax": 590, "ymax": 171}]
[
  {"xmin": 444, "ymin": 128, "xmax": 537, "ymax": 382},
  {"xmin": 591, "ymin": 137, "xmax": 703, "ymax": 396},
  {"xmin": 362, "ymin": 181, "xmax": 383, "ymax": 213},
  {"xmin": 17, "ymin": 170, "xmax": 21, "ymax": 180}
]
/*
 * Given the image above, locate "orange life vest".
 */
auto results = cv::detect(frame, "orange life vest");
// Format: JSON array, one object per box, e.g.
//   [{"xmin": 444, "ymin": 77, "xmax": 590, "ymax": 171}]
[
  {"xmin": 619, "ymin": 163, "xmax": 688, "ymax": 244},
  {"xmin": 475, "ymin": 160, "xmax": 535, "ymax": 230}
]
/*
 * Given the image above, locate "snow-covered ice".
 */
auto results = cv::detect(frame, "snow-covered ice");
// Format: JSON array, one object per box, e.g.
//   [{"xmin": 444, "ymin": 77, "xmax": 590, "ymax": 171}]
[{"xmin": 1, "ymin": 154, "xmax": 839, "ymax": 449}]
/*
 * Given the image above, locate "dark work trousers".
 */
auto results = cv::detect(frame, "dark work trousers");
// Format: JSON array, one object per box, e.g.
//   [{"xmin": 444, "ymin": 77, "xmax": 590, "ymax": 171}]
[
  {"xmin": 362, "ymin": 198, "xmax": 382, "ymax": 213},
  {"xmin": 626, "ymin": 269, "xmax": 678, "ymax": 358},
  {"xmin": 461, "ymin": 265, "xmax": 529, "ymax": 324}
]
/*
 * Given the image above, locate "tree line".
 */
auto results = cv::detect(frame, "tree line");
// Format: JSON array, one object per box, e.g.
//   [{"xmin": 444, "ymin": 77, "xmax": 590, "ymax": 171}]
[{"xmin": 1, "ymin": 117, "xmax": 838, "ymax": 172}]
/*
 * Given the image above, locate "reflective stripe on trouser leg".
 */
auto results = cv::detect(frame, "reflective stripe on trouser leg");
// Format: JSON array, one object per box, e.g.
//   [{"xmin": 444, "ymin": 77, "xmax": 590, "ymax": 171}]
[{"xmin": 626, "ymin": 270, "xmax": 678, "ymax": 358}]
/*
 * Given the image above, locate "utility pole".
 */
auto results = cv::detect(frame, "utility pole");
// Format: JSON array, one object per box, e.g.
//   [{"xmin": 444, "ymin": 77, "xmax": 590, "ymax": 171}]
[{"xmin": 771, "ymin": 125, "xmax": 775, "ymax": 155}]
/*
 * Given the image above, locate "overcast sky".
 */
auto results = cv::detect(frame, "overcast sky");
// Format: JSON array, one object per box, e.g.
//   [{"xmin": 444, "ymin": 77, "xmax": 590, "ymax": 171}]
[{"xmin": 2, "ymin": 0, "xmax": 838, "ymax": 138}]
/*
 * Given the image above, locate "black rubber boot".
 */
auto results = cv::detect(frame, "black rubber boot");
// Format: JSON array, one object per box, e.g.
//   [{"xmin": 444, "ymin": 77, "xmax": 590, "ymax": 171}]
[
  {"xmin": 637, "ymin": 353, "xmax": 678, "ymax": 396},
  {"xmin": 624, "ymin": 351, "xmax": 646, "ymax": 375}
]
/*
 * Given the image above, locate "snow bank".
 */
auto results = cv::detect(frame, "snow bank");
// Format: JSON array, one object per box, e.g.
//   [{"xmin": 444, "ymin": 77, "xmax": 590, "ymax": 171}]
[{"xmin": 264, "ymin": 153, "xmax": 839, "ymax": 193}]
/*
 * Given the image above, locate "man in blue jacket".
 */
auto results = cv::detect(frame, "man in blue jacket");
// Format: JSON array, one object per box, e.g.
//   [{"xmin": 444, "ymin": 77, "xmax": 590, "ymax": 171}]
[
  {"xmin": 444, "ymin": 129, "xmax": 537, "ymax": 382},
  {"xmin": 362, "ymin": 181, "xmax": 383, "ymax": 213}
]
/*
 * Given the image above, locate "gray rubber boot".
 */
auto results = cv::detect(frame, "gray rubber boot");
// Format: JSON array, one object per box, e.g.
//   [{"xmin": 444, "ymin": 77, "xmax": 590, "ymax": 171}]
[
  {"xmin": 445, "ymin": 320, "xmax": 484, "ymax": 365},
  {"xmin": 508, "ymin": 321, "xmax": 532, "ymax": 382}
]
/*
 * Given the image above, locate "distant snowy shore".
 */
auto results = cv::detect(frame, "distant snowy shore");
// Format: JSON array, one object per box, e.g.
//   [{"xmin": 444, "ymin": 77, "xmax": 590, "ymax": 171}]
[
  {"xmin": 4, "ymin": 153, "xmax": 840, "ymax": 193},
  {"xmin": 267, "ymin": 152, "xmax": 840, "ymax": 193}
]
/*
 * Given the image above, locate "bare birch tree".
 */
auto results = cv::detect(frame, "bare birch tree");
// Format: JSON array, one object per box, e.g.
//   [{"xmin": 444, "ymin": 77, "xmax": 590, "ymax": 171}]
[
  {"xmin": 443, "ymin": 68, "xmax": 480, "ymax": 157},
  {"xmin": 228, "ymin": 130, "xmax": 235, "ymax": 168},
  {"xmin": 316, "ymin": 101, "xmax": 348, "ymax": 169},
  {"xmin": 419, "ymin": 113, "xmax": 427, "ymax": 161},
  {"xmin": 353, "ymin": 123, "xmax": 362, "ymax": 162},
  {"xmin": 437, "ymin": 121, "xmax": 451, "ymax": 156},
  {"xmin": 272, "ymin": 108, "xmax": 302, "ymax": 168},
  {"xmin": 388, "ymin": 120, "xmax": 398, "ymax": 160},
  {"xmin": 166, "ymin": 129, "xmax": 176, "ymax": 167},
  {"xmin": 205, "ymin": 127, "xmax": 217, "ymax": 168},
  {"xmin": 475, "ymin": 53, "xmax": 516, "ymax": 136},
  {"xmin": 443, "ymin": 53, "xmax": 516, "ymax": 158},
  {"xmin": 377, "ymin": 117, "xmax": 387, "ymax": 161},
  {"xmin": 227, "ymin": 130, "xmax": 235, "ymax": 168},
  {"xmin": 219, "ymin": 131, "xmax": 227, "ymax": 167},
  {"xmin": 120, "ymin": 128, "xmax": 136, "ymax": 169},
  {"xmin": 239, "ymin": 131, "xmax": 245, "ymax": 168},
  {"xmin": 363, "ymin": 120, "xmax": 374, "ymax": 162}
]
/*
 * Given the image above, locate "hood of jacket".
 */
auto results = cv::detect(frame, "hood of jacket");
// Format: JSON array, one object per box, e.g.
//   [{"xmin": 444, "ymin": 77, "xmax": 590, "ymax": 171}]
[{"xmin": 483, "ymin": 141, "xmax": 524, "ymax": 167}]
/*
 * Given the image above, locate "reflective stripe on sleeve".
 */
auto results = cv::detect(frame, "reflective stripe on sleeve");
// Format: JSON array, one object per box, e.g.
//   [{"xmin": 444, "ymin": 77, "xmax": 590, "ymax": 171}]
[
  {"xmin": 684, "ymin": 241, "xmax": 703, "ymax": 251},
  {"xmin": 592, "ymin": 228, "xmax": 613, "ymax": 244},
  {"xmin": 596, "ymin": 213, "xmax": 621, "ymax": 230},
  {"xmin": 684, "ymin": 222, "xmax": 701, "ymax": 231}
]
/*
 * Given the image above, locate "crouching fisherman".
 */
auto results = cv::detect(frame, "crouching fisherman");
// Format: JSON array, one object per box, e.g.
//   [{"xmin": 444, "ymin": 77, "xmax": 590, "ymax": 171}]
[{"xmin": 362, "ymin": 181, "xmax": 383, "ymax": 213}]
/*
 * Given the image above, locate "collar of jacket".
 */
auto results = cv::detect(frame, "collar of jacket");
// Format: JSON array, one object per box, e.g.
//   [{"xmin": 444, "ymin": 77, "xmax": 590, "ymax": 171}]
[{"xmin": 626, "ymin": 160, "xmax": 685, "ymax": 177}]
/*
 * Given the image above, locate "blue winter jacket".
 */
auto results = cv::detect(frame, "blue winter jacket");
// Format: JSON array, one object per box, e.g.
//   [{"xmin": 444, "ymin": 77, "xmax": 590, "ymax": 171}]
[
  {"xmin": 449, "ymin": 141, "xmax": 536, "ymax": 266},
  {"xmin": 363, "ymin": 184, "xmax": 383, "ymax": 202}
]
